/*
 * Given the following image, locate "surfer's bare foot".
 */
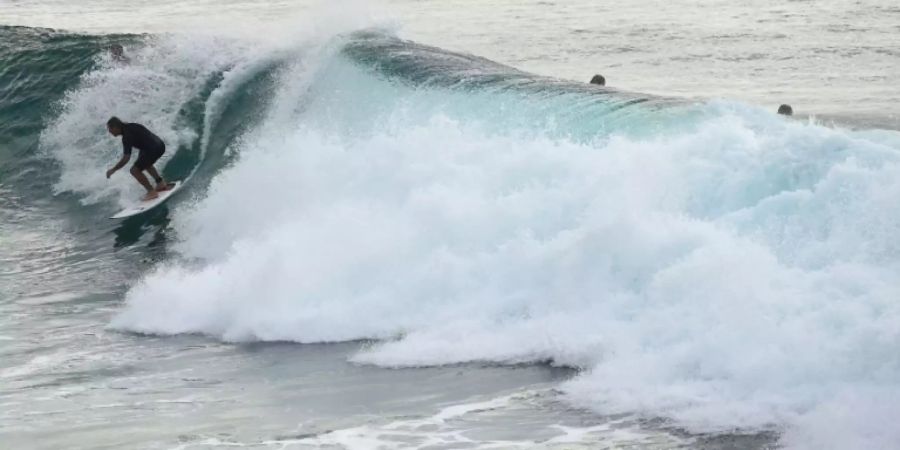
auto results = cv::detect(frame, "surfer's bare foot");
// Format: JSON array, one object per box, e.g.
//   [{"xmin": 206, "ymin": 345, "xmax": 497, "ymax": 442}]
[
  {"xmin": 142, "ymin": 191, "xmax": 159, "ymax": 201},
  {"xmin": 156, "ymin": 182, "xmax": 174, "ymax": 192}
]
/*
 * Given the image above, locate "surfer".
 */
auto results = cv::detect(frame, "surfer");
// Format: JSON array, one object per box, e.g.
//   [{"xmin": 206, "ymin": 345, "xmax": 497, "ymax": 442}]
[
  {"xmin": 110, "ymin": 44, "xmax": 130, "ymax": 63},
  {"xmin": 105, "ymin": 117, "xmax": 172, "ymax": 201}
]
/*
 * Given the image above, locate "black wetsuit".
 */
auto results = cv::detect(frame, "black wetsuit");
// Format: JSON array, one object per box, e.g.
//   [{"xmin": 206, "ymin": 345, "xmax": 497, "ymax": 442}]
[{"xmin": 122, "ymin": 123, "xmax": 165, "ymax": 170}]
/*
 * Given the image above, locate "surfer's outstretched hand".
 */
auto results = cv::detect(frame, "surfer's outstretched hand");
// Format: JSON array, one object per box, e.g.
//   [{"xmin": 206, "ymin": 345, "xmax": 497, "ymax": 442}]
[{"xmin": 106, "ymin": 168, "xmax": 114, "ymax": 179}]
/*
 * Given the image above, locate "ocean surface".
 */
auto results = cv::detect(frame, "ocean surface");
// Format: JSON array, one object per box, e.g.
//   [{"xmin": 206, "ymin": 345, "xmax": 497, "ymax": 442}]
[{"xmin": 1, "ymin": 1, "xmax": 899, "ymax": 449}]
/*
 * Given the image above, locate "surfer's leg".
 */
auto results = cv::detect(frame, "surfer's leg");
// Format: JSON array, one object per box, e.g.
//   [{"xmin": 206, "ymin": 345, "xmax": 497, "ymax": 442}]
[
  {"xmin": 130, "ymin": 165, "xmax": 158, "ymax": 200},
  {"xmin": 146, "ymin": 165, "xmax": 171, "ymax": 191},
  {"xmin": 141, "ymin": 144, "xmax": 171, "ymax": 191}
]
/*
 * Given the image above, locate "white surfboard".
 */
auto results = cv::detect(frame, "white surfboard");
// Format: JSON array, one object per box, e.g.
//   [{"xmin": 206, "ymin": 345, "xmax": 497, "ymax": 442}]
[{"xmin": 110, "ymin": 181, "xmax": 182, "ymax": 219}]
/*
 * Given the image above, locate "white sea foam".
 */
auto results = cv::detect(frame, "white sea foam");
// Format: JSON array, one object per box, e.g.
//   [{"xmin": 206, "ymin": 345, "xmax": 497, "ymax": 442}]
[{"xmin": 110, "ymin": 42, "xmax": 900, "ymax": 450}]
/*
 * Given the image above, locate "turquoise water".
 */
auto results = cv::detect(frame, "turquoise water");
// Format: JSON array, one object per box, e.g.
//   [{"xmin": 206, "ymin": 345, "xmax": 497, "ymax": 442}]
[{"xmin": 2, "ymin": 2, "xmax": 900, "ymax": 449}]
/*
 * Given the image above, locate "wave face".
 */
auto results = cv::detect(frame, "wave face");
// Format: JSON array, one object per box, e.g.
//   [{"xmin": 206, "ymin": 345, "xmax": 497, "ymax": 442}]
[{"xmin": 6, "ymin": 24, "xmax": 900, "ymax": 450}]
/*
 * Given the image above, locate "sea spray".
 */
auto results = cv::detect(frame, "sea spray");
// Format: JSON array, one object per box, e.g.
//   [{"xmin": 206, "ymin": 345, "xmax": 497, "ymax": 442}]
[{"xmin": 109, "ymin": 32, "xmax": 900, "ymax": 450}]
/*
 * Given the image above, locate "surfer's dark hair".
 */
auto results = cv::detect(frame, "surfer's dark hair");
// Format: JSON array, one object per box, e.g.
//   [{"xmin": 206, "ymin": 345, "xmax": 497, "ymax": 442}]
[{"xmin": 107, "ymin": 116, "xmax": 124, "ymax": 129}]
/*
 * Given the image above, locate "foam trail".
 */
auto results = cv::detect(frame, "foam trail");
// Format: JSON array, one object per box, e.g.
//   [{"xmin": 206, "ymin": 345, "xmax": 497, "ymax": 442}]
[{"xmin": 111, "ymin": 36, "xmax": 900, "ymax": 450}]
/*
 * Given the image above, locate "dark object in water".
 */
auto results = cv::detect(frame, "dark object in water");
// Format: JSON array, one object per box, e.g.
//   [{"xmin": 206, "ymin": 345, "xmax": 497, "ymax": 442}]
[
  {"xmin": 110, "ymin": 44, "xmax": 130, "ymax": 63},
  {"xmin": 590, "ymin": 74, "xmax": 606, "ymax": 86},
  {"xmin": 778, "ymin": 104, "xmax": 793, "ymax": 116}
]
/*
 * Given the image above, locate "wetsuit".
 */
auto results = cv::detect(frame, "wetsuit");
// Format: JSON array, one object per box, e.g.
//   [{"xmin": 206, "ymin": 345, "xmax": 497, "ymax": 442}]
[{"xmin": 122, "ymin": 123, "xmax": 165, "ymax": 170}]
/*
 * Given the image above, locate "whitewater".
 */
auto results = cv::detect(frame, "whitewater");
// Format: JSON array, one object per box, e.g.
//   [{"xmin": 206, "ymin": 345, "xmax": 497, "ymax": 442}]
[
  {"xmin": 107, "ymin": 32, "xmax": 900, "ymax": 449},
  {"xmin": 3, "ymin": 1, "xmax": 900, "ymax": 449}
]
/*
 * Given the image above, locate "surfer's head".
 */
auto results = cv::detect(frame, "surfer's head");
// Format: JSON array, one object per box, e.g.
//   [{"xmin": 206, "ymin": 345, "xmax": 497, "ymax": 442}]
[
  {"xmin": 107, "ymin": 116, "xmax": 124, "ymax": 136},
  {"xmin": 589, "ymin": 74, "xmax": 606, "ymax": 86},
  {"xmin": 109, "ymin": 44, "xmax": 130, "ymax": 63},
  {"xmin": 778, "ymin": 104, "xmax": 793, "ymax": 116}
]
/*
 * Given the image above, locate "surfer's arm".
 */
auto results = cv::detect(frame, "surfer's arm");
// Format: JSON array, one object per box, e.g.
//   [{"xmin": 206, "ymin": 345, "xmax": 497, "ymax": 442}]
[{"xmin": 106, "ymin": 153, "xmax": 131, "ymax": 178}]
